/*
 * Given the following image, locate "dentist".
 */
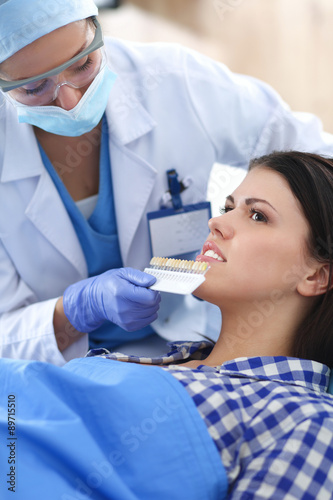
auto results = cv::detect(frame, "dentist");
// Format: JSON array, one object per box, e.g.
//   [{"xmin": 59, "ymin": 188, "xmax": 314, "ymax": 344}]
[{"xmin": 0, "ymin": 0, "xmax": 333, "ymax": 365}]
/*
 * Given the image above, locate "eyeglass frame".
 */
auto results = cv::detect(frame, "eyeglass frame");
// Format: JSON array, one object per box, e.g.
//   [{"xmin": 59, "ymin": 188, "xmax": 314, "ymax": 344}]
[{"xmin": 0, "ymin": 16, "xmax": 104, "ymax": 93}]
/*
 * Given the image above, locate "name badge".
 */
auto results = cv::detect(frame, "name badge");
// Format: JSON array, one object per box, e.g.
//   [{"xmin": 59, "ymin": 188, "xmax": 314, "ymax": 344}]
[{"xmin": 147, "ymin": 201, "xmax": 211, "ymax": 260}]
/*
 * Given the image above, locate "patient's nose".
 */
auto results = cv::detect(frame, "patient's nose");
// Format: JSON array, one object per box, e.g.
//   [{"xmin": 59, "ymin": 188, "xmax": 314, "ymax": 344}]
[{"xmin": 208, "ymin": 216, "xmax": 234, "ymax": 240}]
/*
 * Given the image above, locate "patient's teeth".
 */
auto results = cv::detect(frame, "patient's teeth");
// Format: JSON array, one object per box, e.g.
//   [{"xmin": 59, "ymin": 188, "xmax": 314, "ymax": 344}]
[{"xmin": 204, "ymin": 249, "xmax": 224, "ymax": 261}]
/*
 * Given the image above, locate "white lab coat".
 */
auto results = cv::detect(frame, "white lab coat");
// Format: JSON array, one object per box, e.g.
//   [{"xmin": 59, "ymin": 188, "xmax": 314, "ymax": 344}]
[{"xmin": 1, "ymin": 38, "xmax": 333, "ymax": 365}]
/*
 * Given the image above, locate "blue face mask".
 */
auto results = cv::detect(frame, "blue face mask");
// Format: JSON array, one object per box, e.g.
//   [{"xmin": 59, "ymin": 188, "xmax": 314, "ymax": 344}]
[{"xmin": 8, "ymin": 65, "xmax": 117, "ymax": 137}]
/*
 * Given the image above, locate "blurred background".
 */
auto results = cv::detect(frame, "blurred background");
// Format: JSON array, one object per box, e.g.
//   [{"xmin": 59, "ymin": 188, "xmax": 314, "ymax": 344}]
[{"xmin": 97, "ymin": 0, "xmax": 333, "ymax": 212}]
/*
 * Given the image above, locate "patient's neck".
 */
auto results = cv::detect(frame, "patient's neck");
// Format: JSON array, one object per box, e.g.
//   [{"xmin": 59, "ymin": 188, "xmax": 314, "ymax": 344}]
[
  {"xmin": 199, "ymin": 300, "xmax": 307, "ymax": 367},
  {"xmin": 203, "ymin": 328, "xmax": 293, "ymax": 367}
]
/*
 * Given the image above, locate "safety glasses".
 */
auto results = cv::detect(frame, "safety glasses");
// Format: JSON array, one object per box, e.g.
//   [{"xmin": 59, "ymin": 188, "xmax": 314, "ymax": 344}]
[{"xmin": 0, "ymin": 16, "xmax": 104, "ymax": 94}]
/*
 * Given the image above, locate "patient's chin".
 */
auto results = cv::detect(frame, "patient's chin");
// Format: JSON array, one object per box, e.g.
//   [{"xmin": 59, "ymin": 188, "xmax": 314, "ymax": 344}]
[
  {"xmin": 192, "ymin": 281, "xmax": 222, "ymax": 308},
  {"xmin": 193, "ymin": 282, "xmax": 208, "ymax": 301}
]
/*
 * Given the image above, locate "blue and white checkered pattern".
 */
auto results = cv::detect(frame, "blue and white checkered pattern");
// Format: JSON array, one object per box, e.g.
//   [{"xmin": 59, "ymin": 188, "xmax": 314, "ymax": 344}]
[{"xmin": 88, "ymin": 342, "xmax": 333, "ymax": 499}]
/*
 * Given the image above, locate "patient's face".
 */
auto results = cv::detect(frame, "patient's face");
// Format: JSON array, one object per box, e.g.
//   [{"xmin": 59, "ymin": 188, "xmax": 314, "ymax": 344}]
[{"xmin": 195, "ymin": 167, "xmax": 312, "ymax": 307}]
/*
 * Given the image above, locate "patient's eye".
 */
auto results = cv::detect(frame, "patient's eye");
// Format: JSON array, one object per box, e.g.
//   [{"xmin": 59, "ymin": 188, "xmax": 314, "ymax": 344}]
[
  {"xmin": 219, "ymin": 205, "xmax": 233, "ymax": 215},
  {"xmin": 250, "ymin": 208, "xmax": 268, "ymax": 223}
]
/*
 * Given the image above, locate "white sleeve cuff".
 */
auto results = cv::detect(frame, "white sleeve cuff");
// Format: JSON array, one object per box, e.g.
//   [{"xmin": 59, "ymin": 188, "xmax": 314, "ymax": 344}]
[
  {"xmin": 0, "ymin": 298, "xmax": 88, "ymax": 366},
  {"xmin": 62, "ymin": 333, "xmax": 89, "ymax": 363}
]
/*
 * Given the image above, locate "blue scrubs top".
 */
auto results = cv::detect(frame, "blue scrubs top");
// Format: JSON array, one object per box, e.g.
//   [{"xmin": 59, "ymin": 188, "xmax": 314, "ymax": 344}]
[{"xmin": 38, "ymin": 115, "xmax": 153, "ymax": 349}]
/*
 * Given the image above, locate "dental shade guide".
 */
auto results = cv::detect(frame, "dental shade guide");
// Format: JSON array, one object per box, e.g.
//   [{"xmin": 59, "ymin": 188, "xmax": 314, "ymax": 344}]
[{"xmin": 144, "ymin": 257, "xmax": 209, "ymax": 295}]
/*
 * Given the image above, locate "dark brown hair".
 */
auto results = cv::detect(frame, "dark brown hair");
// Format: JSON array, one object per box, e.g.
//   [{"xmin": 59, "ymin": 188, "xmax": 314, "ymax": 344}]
[{"xmin": 249, "ymin": 151, "xmax": 333, "ymax": 367}]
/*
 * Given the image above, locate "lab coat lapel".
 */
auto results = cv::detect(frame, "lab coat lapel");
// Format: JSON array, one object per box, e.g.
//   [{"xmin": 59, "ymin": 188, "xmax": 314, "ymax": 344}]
[
  {"xmin": 25, "ymin": 171, "xmax": 87, "ymax": 278},
  {"xmin": 1, "ymin": 109, "xmax": 87, "ymax": 278},
  {"xmin": 110, "ymin": 141, "xmax": 157, "ymax": 266},
  {"xmin": 1, "ymin": 109, "xmax": 44, "ymax": 182},
  {"xmin": 105, "ymin": 83, "xmax": 158, "ymax": 266}
]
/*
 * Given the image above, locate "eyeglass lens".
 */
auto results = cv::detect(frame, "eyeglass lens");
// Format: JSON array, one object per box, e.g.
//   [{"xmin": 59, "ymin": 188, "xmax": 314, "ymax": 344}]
[{"xmin": 8, "ymin": 48, "xmax": 104, "ymax": 106}]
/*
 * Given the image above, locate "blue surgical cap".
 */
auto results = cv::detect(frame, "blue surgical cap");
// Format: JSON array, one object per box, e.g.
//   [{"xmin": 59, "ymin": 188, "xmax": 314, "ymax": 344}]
[{"xmin": 0, "ymin": 0, "xmax": 98, "ymax": 63}]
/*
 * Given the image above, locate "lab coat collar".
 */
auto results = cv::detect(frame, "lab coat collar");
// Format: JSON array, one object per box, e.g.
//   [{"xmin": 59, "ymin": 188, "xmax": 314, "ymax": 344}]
[
  {"xmin": 105, "ymin": 65, "xmax": 157, "ymax": 145},
  {"xmin": 1, "ymin": 104, "xmax": 44, "ymax": 183}
]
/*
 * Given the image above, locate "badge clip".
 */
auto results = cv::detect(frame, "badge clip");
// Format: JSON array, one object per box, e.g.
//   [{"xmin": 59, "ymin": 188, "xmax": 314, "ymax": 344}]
[{"xmin": 167, "ymin": 169, "xmax": 185, "ymax": 210}]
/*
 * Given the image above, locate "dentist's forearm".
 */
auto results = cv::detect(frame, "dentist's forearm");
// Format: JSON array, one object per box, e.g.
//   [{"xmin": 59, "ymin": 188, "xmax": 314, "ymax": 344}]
[{"xmin": 53, "ymin": 297, "xmax": 85, "ymax": 352}]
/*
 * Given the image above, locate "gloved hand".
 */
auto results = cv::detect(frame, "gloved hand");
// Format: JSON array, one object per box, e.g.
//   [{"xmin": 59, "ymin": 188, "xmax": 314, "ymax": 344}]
[{"xmin": 63, "ymin": 268, "xmax": 161, "ymax": 333}]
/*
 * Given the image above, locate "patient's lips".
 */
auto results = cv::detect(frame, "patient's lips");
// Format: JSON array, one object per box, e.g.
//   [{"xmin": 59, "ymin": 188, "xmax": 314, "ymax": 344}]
[{"xmin": 196, "ymin": 241, "xmax": 227, "ymax": 263}]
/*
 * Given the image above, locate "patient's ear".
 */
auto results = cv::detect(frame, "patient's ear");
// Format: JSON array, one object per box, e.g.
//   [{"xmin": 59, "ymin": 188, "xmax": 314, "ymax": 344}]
[{"xmin": 297, "ymin": 263, "xmax": 332, "ymax": 297}]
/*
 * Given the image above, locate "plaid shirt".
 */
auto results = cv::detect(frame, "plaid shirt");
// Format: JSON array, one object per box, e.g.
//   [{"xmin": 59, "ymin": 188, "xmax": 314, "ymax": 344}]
[{"xmin": 87, "ymin": 341, "xmax": 333, "ymax": 499}]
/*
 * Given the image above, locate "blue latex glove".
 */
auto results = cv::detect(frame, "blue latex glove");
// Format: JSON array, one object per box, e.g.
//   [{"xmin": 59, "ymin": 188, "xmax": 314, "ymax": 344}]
[{"xmin": 63, "ymin": 268, "xmax": 161, "ymax": 333}]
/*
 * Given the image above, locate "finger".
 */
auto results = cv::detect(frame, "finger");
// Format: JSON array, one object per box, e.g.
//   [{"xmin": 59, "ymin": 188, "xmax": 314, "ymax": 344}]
[
  {"xmin": 123, "ymin": 312, "xmax": 159, "ymax": 332},
  {"xmin": 130, "ymin": 302, "xmax": 161, "ymax": 318},
  {"xmin": 119, "ymin": 268, "xmax": 157, "ymax": 288},
  {"xmin": 115, "ymin": 300, "xmax": 160, "ymax": 320},
  {"xmin": 126, "ymin": 286, "xmax": 161, "ymax": 307}
]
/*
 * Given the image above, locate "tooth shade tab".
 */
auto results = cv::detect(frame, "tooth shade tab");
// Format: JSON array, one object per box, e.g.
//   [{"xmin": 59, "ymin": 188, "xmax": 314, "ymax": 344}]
[
  {"xmin": 149, "ymin": 257, "xmax": 208, "ymax": 274},
  {"xmin": 203, "ymin": 250, "xmax": 224, "ymax": 261},
  {"xmin": 144, "ymin": 257, "xmax": 210, "ymax": 295}
]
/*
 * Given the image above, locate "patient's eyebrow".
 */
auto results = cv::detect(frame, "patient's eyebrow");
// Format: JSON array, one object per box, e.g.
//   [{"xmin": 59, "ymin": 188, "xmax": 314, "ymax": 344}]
[
  {"xmin": 226, "ymin": 195, "xmax": 278, "ymax": 213},
  {"xmin": 245, "ymin": 198, "xmax": 278, "ymax": 213}
]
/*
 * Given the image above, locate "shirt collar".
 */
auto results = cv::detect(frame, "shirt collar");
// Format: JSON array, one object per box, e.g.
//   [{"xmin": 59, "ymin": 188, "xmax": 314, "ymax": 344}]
[
  {"xmin": 167, "ymin": 342, "xmax": 331, "ymax": 394},
  {"xmin": 88, "ymin": 340, "xmax": 331, "ymax": 394},
  {"xmin": 220, "ymin": 356, "xmax": 330, "ymax": 393}
]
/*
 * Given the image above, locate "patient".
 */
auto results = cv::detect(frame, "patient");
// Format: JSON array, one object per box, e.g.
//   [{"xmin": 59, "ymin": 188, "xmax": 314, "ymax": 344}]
[
  {"xmin": 1, "ymin": 151, "xmax": 333, "ymax": 499},
  {"xmin": 90, "ymin": 151, "xmax": 333, "ymax": 498}
]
